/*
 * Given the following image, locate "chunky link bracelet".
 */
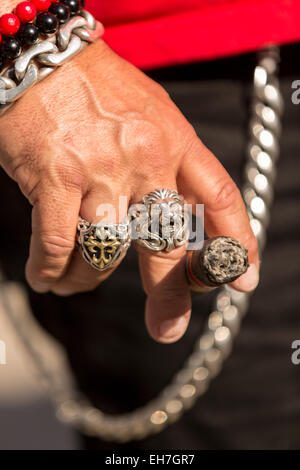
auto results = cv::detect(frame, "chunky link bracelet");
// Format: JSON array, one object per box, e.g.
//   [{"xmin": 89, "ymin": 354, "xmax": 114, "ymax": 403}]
[{"xmin": 0, "ymin": 9, "xmax": 104, "ymax": 115}]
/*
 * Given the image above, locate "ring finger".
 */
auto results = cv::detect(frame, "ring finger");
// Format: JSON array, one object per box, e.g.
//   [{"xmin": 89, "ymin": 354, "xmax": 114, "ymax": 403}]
[{"xmin": 52, "ymin": 186, "xmax": 131, "ymax": 295}]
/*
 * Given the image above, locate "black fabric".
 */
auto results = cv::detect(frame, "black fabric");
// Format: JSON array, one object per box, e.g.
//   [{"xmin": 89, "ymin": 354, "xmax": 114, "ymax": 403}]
[{"xmin": 0, "ymin": 43, "xmax": 300, "ymax": 450}]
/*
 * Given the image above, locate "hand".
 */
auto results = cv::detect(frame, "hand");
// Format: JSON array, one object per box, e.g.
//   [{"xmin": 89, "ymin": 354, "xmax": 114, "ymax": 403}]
[{"xmin": 0, "ymin": 40, "xmax": 259, "ymax": 343}]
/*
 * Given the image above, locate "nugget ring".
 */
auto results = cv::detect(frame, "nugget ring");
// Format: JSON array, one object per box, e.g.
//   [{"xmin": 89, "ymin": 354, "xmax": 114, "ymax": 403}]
[
  {"xmin": 130, "ymin": 188, "xmax": 189, "ymax": 252},
  {"xmin": 76, "ymin": 217, "xmax": 131, "ymax": 272}
]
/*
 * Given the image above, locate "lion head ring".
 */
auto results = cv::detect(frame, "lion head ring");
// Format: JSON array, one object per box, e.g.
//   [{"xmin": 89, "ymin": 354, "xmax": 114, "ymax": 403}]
[
  {"xmin": 130, "ymin": 188, "xmax": 189, "ymax": 252},
  {"xmin": 76, "ymin": 217, "xmax": 131, "ymax": 272}
]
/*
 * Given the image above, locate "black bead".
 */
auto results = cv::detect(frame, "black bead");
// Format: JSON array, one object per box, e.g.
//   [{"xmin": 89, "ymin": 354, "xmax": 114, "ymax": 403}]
[
  {"xmin": 36, "ymin": 12, "xmax": 59, "ymax": 35},
  {"xmin": 49, "ymin": 3, "xmax": 71, "ymax": 25},
  {"xmin": 18, "ymin": 24, "xmax": 39, "ymax": 46},
  {"xmin": 1, "ymin": 37, "xmax": 22, "ymax": 60},
  {"xmin": 61, "ymin": 0, "xmax": 81, "ymax": 17}
]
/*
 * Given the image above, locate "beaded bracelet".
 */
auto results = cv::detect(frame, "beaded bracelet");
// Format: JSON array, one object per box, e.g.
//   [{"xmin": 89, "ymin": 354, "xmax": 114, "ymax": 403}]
[{"xmin": 0, "ymin": 1, "xmax": 86, "ymax": 70}]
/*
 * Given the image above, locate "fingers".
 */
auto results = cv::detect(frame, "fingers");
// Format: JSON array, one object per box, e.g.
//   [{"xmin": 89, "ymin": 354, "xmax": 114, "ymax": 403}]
[
  {"xmin": 25, "ymin": 185, "xmax": 82, "ymax": 293},
  {"xmin": 51, "ymin": 187, "xmax": 129, "ymax": 296},
  {"xmin": 178, "ymin": 139, "xmax": 259, "ymax": 293}
]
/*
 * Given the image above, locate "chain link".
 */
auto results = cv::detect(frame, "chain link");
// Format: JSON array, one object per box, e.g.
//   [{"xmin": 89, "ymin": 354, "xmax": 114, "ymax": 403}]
[
  {"xmin": 0, "ymin": 46, "xmax": 283, "ymax": 443},
  {"xmin": 0, "ymin": 10, "xmax": 103, "ymax": 116}
]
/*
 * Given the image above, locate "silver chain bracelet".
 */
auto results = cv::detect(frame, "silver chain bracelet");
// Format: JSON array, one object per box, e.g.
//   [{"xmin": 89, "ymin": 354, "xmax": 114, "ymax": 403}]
[
  {"xmin": 0, "ymin": 10, "xmax": 103, "ymax": 116},
  {"xmin": 0, "ymin": 46, "xmax": 283, "ymax": 443}
]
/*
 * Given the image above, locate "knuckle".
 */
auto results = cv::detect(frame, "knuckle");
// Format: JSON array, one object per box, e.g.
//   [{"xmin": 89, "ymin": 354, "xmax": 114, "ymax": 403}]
[
  {"xmin": 207, "ymin": 180, "xmax": 241, "ymax": 213},
  {"xmin": 126, "ymin": 120, "xmax": 170, "ymax": 181},
  {"xmin": 129, "ymin": 120, "xmax": 164, "ymax": 156}
]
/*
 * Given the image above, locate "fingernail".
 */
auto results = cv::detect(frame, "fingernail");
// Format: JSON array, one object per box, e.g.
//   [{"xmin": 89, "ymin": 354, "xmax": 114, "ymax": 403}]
[
  {"xmin": 159, "ymin": 316, "xmax": 188, "ymax": 340},
  {"xmin": 234, "ymin": 263, "xmax": 259, "ymax": 292}
]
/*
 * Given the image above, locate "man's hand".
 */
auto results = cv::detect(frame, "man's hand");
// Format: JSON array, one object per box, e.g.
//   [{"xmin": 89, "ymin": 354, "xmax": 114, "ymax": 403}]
[{"xmin": 0, "ymin": 40, "xmax": 259, "ymax": 343}]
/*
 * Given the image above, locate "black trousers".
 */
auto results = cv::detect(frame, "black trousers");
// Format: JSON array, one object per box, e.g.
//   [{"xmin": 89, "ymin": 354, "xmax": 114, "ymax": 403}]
[{"xmin": 1, "ymin": 43, "xmax": 300, "ymax": 450}]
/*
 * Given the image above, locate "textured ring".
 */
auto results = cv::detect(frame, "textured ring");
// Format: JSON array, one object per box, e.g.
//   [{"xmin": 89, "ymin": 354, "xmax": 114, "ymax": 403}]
[
  {"xmin": 76, "ymin": 217, "xmax": 131, "ymax": 272},
  {"xmin": 130, "ymin": 188, "xmax": 189, "ymax": 252}
]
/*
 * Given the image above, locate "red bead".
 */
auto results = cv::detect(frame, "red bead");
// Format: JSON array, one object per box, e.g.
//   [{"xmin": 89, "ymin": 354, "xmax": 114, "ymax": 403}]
[
  {"xmin": 0, "ymin": 33, "xmax": 2, "ymax": 45},
  {"xmin": 15, "ymin": 2, "xmax": 37, "ymax": 23},
  {"xmin": 0, "ymin": 13, "xmax": 21, "ymax": 36},
  {"xmin": 31, "ymin": 0, "xmax": 51, "ymax": 11}
]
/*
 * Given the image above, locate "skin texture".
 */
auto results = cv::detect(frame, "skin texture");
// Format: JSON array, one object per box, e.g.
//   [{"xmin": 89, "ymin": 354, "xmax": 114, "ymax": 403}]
[
  {"xmin": 0, "ymin": 29, "xmax": 259, "ymax": 343},
  {"xmin": 1, "ymin": 1, "xmax": 19, "ymax": 13}
]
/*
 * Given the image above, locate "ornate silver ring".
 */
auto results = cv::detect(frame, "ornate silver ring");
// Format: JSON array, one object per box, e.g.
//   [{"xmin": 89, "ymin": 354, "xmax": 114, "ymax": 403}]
[
  {"xmin": 130, "ymin": 188, "xmax": 189, "ymax": 252},
  {"xmin": 76, "ymin": 217, "xmax": 131, "ymax": 272}
]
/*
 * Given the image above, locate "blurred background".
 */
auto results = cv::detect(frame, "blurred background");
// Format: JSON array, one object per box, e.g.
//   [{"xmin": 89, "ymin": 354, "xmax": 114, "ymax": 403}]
[{"xmin": 0, "ymin": 282, "xmax": 79, "ymax": 450}]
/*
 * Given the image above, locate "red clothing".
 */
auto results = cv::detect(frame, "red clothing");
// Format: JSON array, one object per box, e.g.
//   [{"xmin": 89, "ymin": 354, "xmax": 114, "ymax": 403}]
[{"xmin": 86, "ymin": 0, "xmax": 300, "ymax": 69}]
